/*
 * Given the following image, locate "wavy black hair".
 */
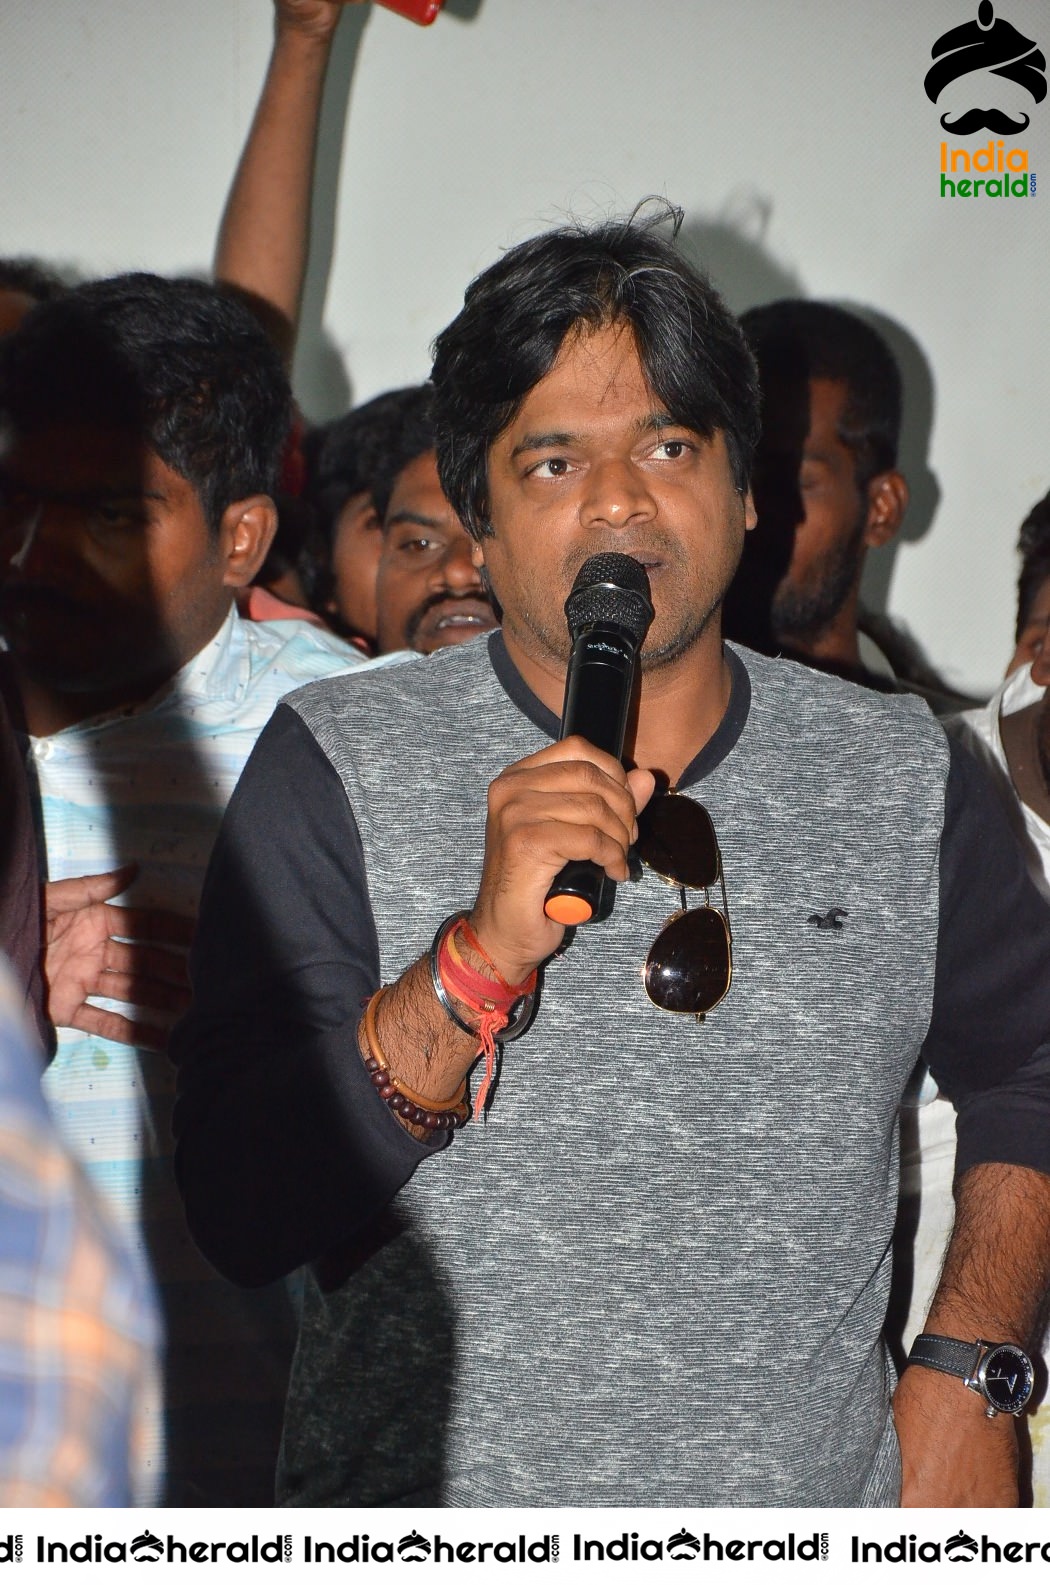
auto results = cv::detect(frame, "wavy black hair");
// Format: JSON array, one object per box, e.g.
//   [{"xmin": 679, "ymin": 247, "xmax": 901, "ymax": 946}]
[
  {"xmin": 369, "ymin": 386, "xmax": 438, "ymax": 525},
  {"xmin": 305, "ymin": 385, "xmax": 430, "ymax": 537},
  {"xmin": 0, "ymin": 273, "xmax": 290, "ymax": 535},
  {"xmin": 430, "ymin": 202, "xmax": 760, "ymax": 540}
]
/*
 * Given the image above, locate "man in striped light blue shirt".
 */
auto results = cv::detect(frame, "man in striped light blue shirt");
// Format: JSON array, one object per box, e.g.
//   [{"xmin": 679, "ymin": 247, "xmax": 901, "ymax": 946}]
[{"xmin": 0, "ymin": 274, "xmax": 376, "ymax": 1504}]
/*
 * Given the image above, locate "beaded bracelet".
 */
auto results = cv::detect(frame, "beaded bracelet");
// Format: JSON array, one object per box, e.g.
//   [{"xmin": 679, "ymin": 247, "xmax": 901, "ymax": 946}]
[{"xmin": 361, "ymin": 987, "xmax": 469, "ymax": 1133}]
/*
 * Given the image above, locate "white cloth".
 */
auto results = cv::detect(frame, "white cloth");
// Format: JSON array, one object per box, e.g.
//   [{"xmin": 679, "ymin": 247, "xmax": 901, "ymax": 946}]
[
  {"xmin": 957, "ymin": 664, "xmax": 1050, "ymax": 899},
  {"xmin": 32, "ymin": 608, "xmax": 381, "ymax": 1505}
]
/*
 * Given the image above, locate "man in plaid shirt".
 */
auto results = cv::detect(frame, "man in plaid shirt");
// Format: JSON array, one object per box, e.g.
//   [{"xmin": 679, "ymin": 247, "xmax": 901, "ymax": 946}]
[{"xmin": 0, "ymin": 956, "xmax": 155, "ymax": 1506}]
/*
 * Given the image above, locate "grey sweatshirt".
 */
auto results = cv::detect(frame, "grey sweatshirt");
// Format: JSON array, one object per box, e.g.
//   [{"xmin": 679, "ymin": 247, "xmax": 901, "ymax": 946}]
[{"xmin": 172, "ymin": 636, "xmax": 1050, "ymax": 1507}]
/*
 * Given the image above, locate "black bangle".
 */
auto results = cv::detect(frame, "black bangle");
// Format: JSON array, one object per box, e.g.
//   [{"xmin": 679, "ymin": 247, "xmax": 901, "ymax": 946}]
[{"xmin": 428, "ymin": 913, "xmax": 538, "ymax": 1044}]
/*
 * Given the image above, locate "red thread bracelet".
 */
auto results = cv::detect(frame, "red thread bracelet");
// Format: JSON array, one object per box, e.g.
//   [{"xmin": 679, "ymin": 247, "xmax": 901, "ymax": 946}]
[{"xmin": 436, "ymin": 918, "xmax": 537, "ymax": 1119}]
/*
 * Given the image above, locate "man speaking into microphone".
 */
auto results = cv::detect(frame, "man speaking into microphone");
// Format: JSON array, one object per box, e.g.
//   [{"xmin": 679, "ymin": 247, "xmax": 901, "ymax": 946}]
[{"xmin": 172, "ymin": 206, "xmax": 1050, "ymax": 1509}]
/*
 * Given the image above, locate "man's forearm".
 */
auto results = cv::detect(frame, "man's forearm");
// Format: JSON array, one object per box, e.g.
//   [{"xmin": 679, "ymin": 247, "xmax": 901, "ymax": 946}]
[
  {"xmin": 214, "ymin": 23, "xmax": 336, "ymax": 365},
  {"xmin": 363, "ymin": 946, "xmax": 495, "ymax": 1140},
  {"xmin": 894, "ymin": 1162, "xmax": 1050, "ymax": 1506},
  {"xmin": 926, "ymin": 1162, "xmax": 1050, "ymax": 1347}
]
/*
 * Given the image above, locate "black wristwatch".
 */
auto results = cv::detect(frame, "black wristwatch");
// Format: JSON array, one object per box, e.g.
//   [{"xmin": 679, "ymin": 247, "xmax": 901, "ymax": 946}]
[{"xmin": 907, "ymin": 1332, "xmax": 1035, "ymax": 1418}]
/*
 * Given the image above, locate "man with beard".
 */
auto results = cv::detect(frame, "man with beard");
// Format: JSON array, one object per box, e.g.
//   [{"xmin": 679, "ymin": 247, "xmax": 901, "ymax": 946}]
[
  {"xmin": 173, "ymin": 210, "xmax": 1050, "ymax": 1508},
  {"xmin": 305, "ymin": 385, "xmax": 498, "ymax": 656},
  {"xmin": 724, "ymin": 300, "xmax": 910, "ymax": 681},
  {"xmin": 371, "ymin": 387, "xmax": 498, "ymax": 655}
]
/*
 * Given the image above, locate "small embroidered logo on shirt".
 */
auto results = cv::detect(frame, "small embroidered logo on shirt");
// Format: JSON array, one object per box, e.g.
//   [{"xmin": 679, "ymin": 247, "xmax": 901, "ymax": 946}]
[{"xmin": 807, "ymin": 907, "xmax": 848, "ymax": 929}]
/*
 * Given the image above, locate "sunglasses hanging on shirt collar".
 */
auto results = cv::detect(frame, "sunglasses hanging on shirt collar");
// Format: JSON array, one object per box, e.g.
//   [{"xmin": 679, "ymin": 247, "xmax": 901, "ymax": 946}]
[{"xmin": 634, "ymin": 791, "xmax": 733, "ymax": 1022}]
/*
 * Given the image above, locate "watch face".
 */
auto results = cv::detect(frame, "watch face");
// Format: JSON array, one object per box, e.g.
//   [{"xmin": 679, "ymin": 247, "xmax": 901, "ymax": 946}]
[{"xmin": 978, "ymin": 1344, "xmax": 1035, "ymax": 1414}]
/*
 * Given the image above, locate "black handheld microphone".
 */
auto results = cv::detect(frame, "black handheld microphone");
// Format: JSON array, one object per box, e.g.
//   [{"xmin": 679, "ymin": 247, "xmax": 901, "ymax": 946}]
[{"xmin": 543, "ymin": 552, "xmax": 655, "ymax": 927}]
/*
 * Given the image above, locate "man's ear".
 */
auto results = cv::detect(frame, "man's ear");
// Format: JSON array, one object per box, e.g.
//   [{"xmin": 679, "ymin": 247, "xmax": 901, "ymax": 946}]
[
  {"xmin": 863, "ymin": 471, "xmax": 908, "ymax": 549},
  {"xmin": 743, "ymin": 489, "xmax": 757, "ymax": 532},
  {"xmin": 471, "ymin": 537, "xmax": 502, "ymax": 612},
  {"xmin": 1031, "ymin": 645, "xmax": 1050, "ymax": 690},
  {"xmin": 218, "ymin": 496, "xmax": 279, "ymax": 589}
]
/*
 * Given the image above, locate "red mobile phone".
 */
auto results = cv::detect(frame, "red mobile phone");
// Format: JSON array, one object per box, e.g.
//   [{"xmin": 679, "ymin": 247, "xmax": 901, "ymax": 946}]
[{"xmin": 375, "ymin": 0, "xmax": 445, "ymax": 23}]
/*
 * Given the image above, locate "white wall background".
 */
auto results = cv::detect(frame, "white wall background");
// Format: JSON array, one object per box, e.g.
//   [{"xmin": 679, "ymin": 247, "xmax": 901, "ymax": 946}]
[{"xmin": 2, "ymin": 0, "xmax": 1047, "ymax": 695}]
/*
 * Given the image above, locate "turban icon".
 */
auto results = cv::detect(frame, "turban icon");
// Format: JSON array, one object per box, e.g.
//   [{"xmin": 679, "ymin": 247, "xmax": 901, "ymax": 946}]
[{"xmin": 925, "ymin": 1, "xmax": 1046, "ymax": 133}]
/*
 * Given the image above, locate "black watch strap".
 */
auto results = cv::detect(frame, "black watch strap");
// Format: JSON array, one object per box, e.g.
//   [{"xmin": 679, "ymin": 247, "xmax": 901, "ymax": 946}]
[
  {"xmin": 908, "ymin": 1333, "xmax": 982, "ymax": 1381},
  {"xmin": 908, "ymin": 1332, "xmax": 1035, "ymax": 1418}
]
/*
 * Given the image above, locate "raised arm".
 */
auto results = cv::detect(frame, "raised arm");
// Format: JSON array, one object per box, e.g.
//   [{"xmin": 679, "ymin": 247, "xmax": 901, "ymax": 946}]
[{"xmin": 214, "ymin": 1, "xmax": 366, "ymax": 366}]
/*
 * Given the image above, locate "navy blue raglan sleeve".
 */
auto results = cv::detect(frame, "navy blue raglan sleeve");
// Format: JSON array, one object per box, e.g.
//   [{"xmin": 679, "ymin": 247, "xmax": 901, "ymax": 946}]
[
  {"xmin": 171, "ymin": 702, "xmax": 439, "ymax": 1287},
  {"xmin": 923, "ymin": 732, "xmax": 1050, "ymax": 1180}
]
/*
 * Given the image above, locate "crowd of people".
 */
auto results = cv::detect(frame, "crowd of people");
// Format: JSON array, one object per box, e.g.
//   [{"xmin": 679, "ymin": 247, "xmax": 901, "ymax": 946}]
[{"xmin": 1, "ymin": 0, "xmax": 1048, "ymax": 1510}]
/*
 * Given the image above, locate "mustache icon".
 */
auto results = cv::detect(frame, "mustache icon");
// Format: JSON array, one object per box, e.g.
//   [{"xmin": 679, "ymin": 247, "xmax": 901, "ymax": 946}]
[{"xmin": 940, "ymin": 106, "xmax": 1031, "ymax": 132}]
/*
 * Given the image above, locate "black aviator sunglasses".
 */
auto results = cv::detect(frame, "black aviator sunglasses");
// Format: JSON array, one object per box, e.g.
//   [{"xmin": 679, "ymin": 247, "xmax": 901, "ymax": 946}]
[{"xmin": 634, "ymin": 791, "xmax": 733, "ymax": 1021}]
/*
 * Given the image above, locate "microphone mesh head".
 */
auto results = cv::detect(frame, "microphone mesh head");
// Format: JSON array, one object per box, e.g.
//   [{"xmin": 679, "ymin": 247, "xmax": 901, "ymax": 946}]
[{"xmin": 564, "ymin": 553, "xmax": 655, "ymax": 645}]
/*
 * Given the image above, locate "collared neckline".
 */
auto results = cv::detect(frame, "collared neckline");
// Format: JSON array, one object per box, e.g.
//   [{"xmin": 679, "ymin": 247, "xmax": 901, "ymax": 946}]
[{"xmin": 29, "ymin": 604, "xmax": 248, "ymax": 740}]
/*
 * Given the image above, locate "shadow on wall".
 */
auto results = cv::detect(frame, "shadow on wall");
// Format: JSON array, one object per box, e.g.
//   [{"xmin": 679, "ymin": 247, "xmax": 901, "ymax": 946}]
[
  {"xmin": 294, "ymin": 7, "xmax": 370, "ymax": 422},
  {"xmin": 678, "ymin": 196, "xmax": 804, "ymax": 316},
  {"xmin": 683, "ymin": 205, "xmax": 941, "ymax": 634},
  {"xmin": 443, "ymin": 0, "xmax": 484, "ymax": 19}
]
